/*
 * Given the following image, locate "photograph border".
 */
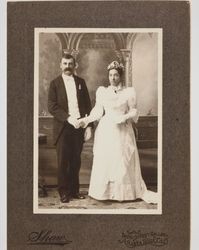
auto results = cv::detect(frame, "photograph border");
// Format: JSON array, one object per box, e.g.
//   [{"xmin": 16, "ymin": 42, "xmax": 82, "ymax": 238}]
[{"xmin": 33, "ymin": 27, "xmax": 162, "ymax": 214}]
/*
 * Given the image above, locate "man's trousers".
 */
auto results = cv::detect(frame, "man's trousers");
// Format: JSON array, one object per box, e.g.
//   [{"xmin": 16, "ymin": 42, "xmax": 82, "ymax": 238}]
[{"xmin": 56, "ymin": 124, "xmax": 84, "ymax": 197}]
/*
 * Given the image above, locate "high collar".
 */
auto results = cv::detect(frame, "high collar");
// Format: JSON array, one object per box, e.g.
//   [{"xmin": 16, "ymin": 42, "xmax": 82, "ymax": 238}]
[{"xmin": 109, "ymin": 83, "xmax": 123, "ymax": 92}]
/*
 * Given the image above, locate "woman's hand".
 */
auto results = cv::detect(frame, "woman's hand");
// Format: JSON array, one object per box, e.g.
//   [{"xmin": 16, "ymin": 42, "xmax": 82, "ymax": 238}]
[
  {"xmin": 113, "ymin": 110, "xmax": 138, "ymax": 124},
  {"xmin": 113, "ymin": 115, "xmax": 126, "ymax": 124}
]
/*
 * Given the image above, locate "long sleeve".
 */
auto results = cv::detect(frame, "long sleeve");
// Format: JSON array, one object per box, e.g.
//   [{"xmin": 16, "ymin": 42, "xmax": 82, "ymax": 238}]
[
  {"xmin": 87, "ymin": 86, "xmax": 104, "ymax": 123},
  {"xmin": 124, "ymin": 87, "xmax": 139, "ymax": 123}
]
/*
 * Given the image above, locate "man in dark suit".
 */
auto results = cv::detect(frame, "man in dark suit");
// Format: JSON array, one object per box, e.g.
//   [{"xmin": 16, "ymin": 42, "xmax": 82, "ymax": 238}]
[{"xmin": 48, "ymin": 53, "xmax": 92, "ymax": 203}]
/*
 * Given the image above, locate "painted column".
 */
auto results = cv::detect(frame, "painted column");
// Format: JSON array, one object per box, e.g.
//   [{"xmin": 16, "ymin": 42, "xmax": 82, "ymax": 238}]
[{"xmin": 120, "ymin": 49, "xmax": 131, "ymax": 87}]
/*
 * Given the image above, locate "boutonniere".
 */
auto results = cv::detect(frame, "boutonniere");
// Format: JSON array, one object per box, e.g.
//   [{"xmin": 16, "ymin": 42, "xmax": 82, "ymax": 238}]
[{"xmin": 78, "ymin": 84, "xmax": 81, "ymax": 90}]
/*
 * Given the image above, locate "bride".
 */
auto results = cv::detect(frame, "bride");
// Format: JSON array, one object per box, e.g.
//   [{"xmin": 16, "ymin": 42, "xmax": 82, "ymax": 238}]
[{"xmin": 79, "ymin": 61, "xmax": 158, "ymax": 204}]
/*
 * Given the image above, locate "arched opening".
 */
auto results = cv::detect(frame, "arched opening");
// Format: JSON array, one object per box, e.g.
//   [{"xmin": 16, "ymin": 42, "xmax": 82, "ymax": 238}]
[{"xmin": 76, "ymin": 33, "xmax": 125, "ymax": 105}]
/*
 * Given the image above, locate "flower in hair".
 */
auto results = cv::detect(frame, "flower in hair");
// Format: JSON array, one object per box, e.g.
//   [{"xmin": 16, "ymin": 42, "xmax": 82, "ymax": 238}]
[{"xmin": 107, "ymin": 61, "xmax": 124, "ymax": 71}]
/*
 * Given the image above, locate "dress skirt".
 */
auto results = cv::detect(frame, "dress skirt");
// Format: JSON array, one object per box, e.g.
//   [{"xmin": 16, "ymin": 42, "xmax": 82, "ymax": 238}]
[{"xmin": 88, "ymin": 115, "xmax": 147, "ymax": 201}]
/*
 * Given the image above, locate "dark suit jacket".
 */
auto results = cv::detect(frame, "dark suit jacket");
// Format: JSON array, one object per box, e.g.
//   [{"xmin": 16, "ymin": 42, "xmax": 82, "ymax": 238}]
[{"xmin": 48, "ymin": 74, "xmax": 92, "ymax": 145}]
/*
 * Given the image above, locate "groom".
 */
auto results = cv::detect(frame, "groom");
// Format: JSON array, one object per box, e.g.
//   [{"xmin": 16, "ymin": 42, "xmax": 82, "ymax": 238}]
[{"xmin": 48, "ymin": 53, "xmax": 92, "ymax": 203}]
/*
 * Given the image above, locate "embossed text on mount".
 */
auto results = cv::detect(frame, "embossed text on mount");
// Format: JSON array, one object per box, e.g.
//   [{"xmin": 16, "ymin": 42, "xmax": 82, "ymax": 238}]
[
  {"xmin": 27, "ymin": 230, "xmax": 72, "ymax": 245},
  {"xmin": 119, "ymin": 230, "xmax": 168, "ymax": 248}
]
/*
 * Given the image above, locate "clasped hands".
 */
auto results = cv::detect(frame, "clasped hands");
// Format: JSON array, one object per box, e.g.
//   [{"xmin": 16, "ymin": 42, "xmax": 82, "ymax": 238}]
[
  {"xmin": 67, "ymin": 116, "xmax": 91, "ymax": 141},
  {"xmin": 67, "ymin": 108, "xmax": 138, "ymax": 129},
  {"xmin": 67, "ymin": 116, "xmax": 89, "ymax": 129}
]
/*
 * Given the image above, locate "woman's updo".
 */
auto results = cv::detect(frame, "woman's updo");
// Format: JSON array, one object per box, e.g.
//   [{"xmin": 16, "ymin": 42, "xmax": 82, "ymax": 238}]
[{"xmin": 107, "ymin": 61, "xmax": 124, "ymax": 77}]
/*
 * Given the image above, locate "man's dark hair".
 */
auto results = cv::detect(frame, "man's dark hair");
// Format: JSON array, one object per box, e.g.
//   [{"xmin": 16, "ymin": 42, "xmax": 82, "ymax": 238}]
[{"xmin": 61, "ymin": 53, "xmax": 76, "ymax": 65}]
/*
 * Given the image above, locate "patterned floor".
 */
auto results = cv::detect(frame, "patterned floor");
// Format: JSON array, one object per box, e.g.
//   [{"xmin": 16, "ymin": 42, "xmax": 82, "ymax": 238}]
[{"xmin": 38, "ymin": 187, "xmax": 157, "ymax": 210}]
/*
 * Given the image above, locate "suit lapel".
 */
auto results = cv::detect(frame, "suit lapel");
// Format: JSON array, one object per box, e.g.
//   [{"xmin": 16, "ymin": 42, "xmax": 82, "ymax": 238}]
[
  {"xmin": 58, "ymin": 75, "xmax": 68, "ymax": 112},
  {"xmin": 73, "ymin": 75, "xmax": 80, "ymax": 102}
]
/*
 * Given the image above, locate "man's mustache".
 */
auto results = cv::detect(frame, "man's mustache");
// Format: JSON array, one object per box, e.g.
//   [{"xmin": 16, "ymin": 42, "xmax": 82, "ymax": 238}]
[{"xmin": 64, "ymin": 68, "xmax": 73, "ymax": 72}]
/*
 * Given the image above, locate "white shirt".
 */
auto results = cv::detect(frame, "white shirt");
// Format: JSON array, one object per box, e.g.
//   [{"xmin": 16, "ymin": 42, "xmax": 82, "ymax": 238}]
[{"xmin": 62, "ymin": 73, "xmax": 80, "ymax": 119}]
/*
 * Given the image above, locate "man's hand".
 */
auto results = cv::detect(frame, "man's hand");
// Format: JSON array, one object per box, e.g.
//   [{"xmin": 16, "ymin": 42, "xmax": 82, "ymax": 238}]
[
  {"xmin": 78, "ymin": 117, "xmax": 89, "ymax": 128},
  {"xmin": 67, "ymin": 116, "xmax": 80, "ymax": 129},
  {"xmin": 84, "ymin": 127, "xmax": 92, "ymax": 141}
]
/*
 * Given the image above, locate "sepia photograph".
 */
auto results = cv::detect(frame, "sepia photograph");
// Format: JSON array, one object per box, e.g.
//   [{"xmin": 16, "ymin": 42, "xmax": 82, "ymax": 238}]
[
  {"xmin": 34, "ymin": 28, "xmax": 162, "ymax": 214},
  {"xmin": 7, "ymin": 1, "xmax": 190, "ymax": 248}
]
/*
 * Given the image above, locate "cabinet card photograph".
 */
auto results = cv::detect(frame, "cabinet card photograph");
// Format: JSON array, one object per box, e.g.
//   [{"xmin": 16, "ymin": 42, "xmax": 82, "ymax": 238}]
[
  {"xmin": 7, "ymin": 1, "xmax": 190, "ymax": 249},
  {"xmin": 34, "ymin": 28, "xmax": 162, "ymax": 214}
]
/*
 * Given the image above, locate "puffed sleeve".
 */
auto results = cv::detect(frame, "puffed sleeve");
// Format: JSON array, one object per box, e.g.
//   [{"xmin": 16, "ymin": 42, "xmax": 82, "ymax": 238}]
[
  {"xmin": 124, "ymin": 87, "xmax": 139, "ymax": 123},
  {"xmin": 87, "ymin": 86, "xmax": 105, "ymax": 123}
]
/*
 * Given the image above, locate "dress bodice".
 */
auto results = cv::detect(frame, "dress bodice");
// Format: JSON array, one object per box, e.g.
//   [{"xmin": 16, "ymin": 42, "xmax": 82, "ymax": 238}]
[
  {"xmin": 99, "ymin": 86, "xmax": 133, "ymax": 117},
  {"xmin": 87, "ymin": 85, "xmax": 138, "ymax": 124},
  {"xmin": 88, "ymin": 85, "xmax": 137, "ymax": 121}
]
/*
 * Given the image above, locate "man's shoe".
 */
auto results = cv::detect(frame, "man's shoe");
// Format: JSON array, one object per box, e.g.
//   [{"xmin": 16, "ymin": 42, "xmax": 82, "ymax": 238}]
[
  {"xmin": 72, "ymin": 193, "xmax": 85, "ymax": 199},
  {"xmin": 60, "ymin": 194, "xmax": 70, "ymax": 203},
  {"xmin": 39, "ymin": 187, "xmax": 48, "ymax": 198}
]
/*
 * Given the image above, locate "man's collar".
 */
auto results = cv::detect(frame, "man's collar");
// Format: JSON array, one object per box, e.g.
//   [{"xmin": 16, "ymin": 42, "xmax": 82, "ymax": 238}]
[{"xmin": 62, "ymin": 73, "xmax": 74, "ymax": 80}]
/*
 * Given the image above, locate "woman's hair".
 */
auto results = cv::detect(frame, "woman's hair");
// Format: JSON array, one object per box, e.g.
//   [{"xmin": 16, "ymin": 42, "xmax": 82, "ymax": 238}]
[{"xmin": 107, "ymin": 61, "xmax": 124, "ymax": 77}]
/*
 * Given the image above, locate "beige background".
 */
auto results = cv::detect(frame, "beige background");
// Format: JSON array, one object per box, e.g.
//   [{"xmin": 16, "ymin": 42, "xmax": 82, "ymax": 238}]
[{"xmin": 39, "ymin": 32, "xmax": 158, "ymax": 116}]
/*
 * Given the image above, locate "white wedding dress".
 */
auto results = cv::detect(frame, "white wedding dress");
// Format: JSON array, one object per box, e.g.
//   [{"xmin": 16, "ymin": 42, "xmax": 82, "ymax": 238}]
[{"xmin": 86, "ymin": 85, "xmax": 158, "ymax": 203}]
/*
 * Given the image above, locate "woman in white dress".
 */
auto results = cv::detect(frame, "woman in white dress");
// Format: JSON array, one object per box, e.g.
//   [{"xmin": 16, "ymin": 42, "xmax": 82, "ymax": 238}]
[{"xmin": 79, "ymin": 61, "xmax": 158, "ymax": 203}]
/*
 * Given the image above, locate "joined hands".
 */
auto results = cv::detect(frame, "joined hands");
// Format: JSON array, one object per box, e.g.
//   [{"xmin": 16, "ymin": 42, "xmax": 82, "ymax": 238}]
[
  {"xmin": 67, "ymin": 116, "xmax": 89, "ymax": 129},
  {"xmin": 67, "ymin": 116, "xmax": 92, "ymax": 141}
]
